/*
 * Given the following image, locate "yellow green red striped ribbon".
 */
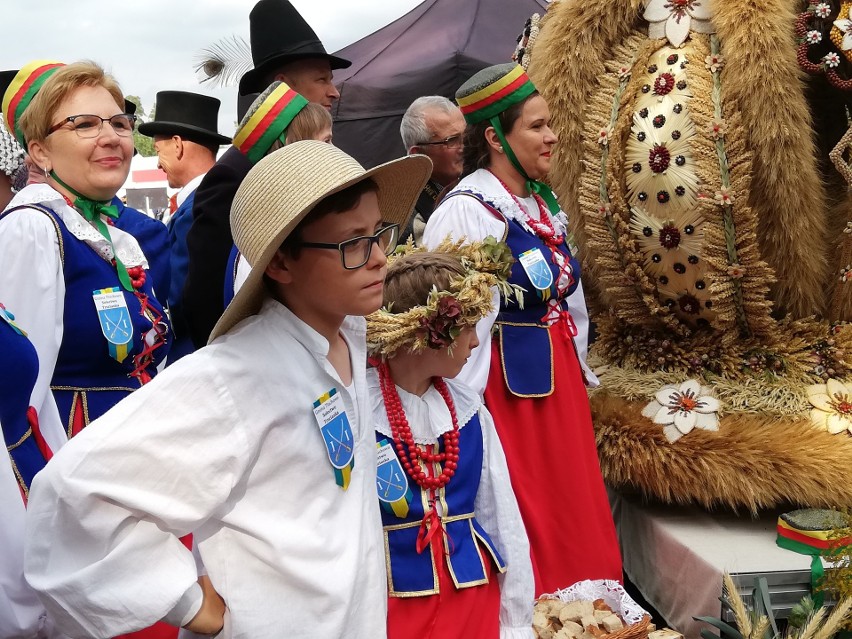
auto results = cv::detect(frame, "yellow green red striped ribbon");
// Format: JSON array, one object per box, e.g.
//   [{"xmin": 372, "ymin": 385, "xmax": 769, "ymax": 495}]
[
  {"xmin": 457, "ymin": 64, "xmax": 535, "ymax": 124},
  {"xmin": 776, "ymin": 517, "xmax": 852, "ymax": 607},
  {"xmin": 2, "ymin": 61, "xmax": 65, "ymax": 148},
  {"xmin": 233, "ymin": 83, "xmax": 308, "ymax": 165}
]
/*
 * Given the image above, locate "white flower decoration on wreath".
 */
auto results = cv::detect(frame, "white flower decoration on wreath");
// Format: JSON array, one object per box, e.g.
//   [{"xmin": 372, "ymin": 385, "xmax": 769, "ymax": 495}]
[
  {"xmin": 806, "ymin": 30, "xmax": 823, "ymax": 45},
  {"xmin": 824, "ymin": 52, "xmax": 842, "ymax": 68},
  {"xmin": 704, "ymin": 53, "xmax": 725, "ymax": 73},
  {"xmin": 815, "ymin": 2, "xmax": 832, "ymax": 18},
  {"xmin": 835, "ymin": 7, "xmax": 852, "ymax": 50},
  {"xmin": 807, "ymin": 378, "xmax": 852, "ymax": 434},
  {"xmin": 643, "ymin": 0, "xmax": 715, "ymax": 48},
  {"xmin": 642, "ymin": 379, "xmax": 720, "ymax": 443},
  {"xmin": 714, "ymin": 187, "xmax": 735, "ymax": 207}
]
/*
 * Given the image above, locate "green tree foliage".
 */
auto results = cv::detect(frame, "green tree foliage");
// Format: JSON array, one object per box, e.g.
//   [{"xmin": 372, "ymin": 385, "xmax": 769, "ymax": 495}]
[{"xmin": 126, "ymin": 95, "xmax": 156, "ymax": 157}]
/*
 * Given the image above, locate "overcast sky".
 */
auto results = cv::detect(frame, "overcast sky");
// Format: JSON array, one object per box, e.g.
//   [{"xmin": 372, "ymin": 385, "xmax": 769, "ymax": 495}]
[{"xmin": 6, "ymin": 0, "xmax": 423, "ymax": 136}]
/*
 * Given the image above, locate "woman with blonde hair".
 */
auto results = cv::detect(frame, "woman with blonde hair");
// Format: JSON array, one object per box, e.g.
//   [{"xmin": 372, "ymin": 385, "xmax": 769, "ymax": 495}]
[{"xmin": 0, "ymin": 60, "xmax": 171, "ymax": 638}]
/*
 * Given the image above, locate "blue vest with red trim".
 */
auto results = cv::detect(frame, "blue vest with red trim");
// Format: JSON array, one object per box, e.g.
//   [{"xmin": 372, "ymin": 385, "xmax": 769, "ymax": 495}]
[{"xmin": 377, "ymin": 411, "xmax": 507, "ymax": 597}]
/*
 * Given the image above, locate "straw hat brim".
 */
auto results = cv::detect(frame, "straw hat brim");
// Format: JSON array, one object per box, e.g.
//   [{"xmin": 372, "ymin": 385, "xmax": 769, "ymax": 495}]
[{"xmin": 208, "ymin": 141, "xmax": 432, "ymax": 342}]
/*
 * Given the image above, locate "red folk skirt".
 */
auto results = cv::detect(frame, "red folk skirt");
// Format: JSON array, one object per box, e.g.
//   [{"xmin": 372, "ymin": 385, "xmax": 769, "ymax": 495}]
[
  {"xmin": 115, "ymin": 622, "xmax": 177, "ymax": 639},
  {"xmin": 484, "ymin": 326, "xmax": 622, "ymax": 596},
  {"xmin": 387, "ymin": 536, "xmax": 501, "ymax": 639}
]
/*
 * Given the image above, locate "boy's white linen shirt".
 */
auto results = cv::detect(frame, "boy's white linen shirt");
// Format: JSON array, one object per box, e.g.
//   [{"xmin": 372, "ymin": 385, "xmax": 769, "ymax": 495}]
[
  {"xmin": 24, "ymin": 299, "xmax": 387, "ymax": 639},
  {"xmin": 422, "ymin": 169, "xmax": 598, "ymax": 396}
]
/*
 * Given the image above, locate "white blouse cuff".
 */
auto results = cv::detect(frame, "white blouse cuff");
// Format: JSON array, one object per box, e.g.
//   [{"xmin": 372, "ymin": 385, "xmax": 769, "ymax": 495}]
[
  {"xmin": 163, "ymin": 581, "xmax": 203, "ymax": 628},
  {"xmin": 501, "ymin": 625, "xmax": 535, "ymax": 639}
]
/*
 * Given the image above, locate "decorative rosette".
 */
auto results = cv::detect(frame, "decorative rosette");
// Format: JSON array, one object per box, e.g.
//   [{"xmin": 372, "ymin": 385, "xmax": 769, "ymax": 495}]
[
  {"xmin": 657, "ymin": 284, "xmax": 716, "ymax": 326},
  {"xmin": 628, "ymin": 207, "xmax": 705, "ymax": 276},
  {"xmin": 642, "ymin": 379, "xmax": 720, "ymax": 443},
  {"xmin": 832, "ymin": 2, "xmax": 852, "ymax": 63},
  {"xmin": 807, "ymin": 378, "xmax": 852, "ymax": 434},
  {"xmin": 643, "ymin": 0, "xmax": 715, "ymax": 48},
  {"xmin": 625, "ymin": 106, "xmax": 699, "ymax": 218}
]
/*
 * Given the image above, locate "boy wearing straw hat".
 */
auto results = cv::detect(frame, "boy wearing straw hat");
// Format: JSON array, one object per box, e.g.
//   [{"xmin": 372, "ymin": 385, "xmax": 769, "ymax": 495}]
[{"xmin": 24, "ymin": 141, "xmax": 432, "ymax": 639}]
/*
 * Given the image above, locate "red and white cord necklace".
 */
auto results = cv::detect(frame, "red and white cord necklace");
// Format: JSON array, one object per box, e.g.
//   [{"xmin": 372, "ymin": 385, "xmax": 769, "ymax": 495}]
[
  {"xmin": 489, "ymin": 172, "xmax": 577, "ymax": 335},
  {"xmin": 489, "ymin": 171, "xmax": 564, "ymax": 248}
]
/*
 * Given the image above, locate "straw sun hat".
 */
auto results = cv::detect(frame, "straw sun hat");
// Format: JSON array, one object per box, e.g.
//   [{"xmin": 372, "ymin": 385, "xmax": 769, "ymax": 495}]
[{"xmin": 209, "ymin": 140, "xmax": 433, "ymax": 342}]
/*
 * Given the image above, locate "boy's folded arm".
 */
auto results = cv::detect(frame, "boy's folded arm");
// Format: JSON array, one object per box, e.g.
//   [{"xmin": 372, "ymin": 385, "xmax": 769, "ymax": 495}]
[
  {"xmin": 163, "ymin": 581, "xmax": 205, "ymax": 628},
  {"xmin": 23, "ymin": 361, "xmax": 249, "ymax": 637}
]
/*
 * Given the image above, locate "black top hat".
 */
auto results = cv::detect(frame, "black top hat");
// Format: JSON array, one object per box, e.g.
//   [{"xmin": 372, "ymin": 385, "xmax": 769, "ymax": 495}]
[
  {"xmin": 138, "ymin": 91, "xmax": 231, "ymax": 145},
  {"xmin": 238, "ymin": 0, "xmax": 351, "ymax": 95}
]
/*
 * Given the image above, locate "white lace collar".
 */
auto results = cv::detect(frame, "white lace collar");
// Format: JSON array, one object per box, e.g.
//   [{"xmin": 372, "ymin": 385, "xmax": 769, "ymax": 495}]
[
  {"xmin": 7, "ymin": 184, "xmax": 148, "ymax": 269},
  {"xmin": 450, "ymin": 168, "xmax": 570, "ymax": 237},
  {"xmin": 367, "ymin": 368, "xmax": 481, "ymax": 445}
]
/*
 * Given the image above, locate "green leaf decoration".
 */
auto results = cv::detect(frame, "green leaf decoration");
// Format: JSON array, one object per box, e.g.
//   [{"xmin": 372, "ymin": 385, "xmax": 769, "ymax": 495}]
[{"xmin": 694, "ymin": 616, "xmax": 744, "ymax": 639}]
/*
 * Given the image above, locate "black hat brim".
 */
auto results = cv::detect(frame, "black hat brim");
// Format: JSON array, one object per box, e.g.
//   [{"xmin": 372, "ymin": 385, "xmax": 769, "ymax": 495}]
[
  {"xmin": 138, "ymin": 121, "xmax": 231, "ymax": 146},
  {"xmin": 238, "ymin": 52, "xmax": 351, "ymax": 96}
]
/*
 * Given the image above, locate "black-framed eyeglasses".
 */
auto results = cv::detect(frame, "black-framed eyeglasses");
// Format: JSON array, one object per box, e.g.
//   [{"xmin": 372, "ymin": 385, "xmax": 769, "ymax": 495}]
[
  {"xmin": 46, "ymin": 113, "xmax": 138, "ymax": 139},
  {"xmin": 299, "ymin": 224, "xmax": 400, "ymax": 270},
  {"xmin": 417, "ymin": 134, "xmax": 463, "ymax": 149}
]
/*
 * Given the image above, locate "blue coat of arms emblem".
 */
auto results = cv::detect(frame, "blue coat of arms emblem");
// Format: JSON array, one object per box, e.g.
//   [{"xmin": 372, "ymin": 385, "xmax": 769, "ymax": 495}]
[{"xmin": 376, "ymin": 443, "xmax": 408, "ymax": 503}]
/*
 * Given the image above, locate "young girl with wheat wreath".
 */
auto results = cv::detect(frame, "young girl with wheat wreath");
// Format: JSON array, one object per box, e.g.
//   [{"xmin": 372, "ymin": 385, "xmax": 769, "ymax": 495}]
[{"xmin": 366, "ymin": 239, "xmax": 534, "ymax": 639}]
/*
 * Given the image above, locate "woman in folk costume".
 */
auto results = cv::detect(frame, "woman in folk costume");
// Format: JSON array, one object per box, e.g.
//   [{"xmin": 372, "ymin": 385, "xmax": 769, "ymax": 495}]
[
  {"xmin": 0, "ymin": 61, "xmax": 170, "ymax": 438},
  {"xmin": 0, "ymin": 302, "xmax": 67, "ymax": 638},
  {"xmin": 224, "ymin": 80, "xmax": 333, "ymax": 303},
  {"xmin": 366, "ymin": 239, "xmax": 534, "ymax": 638},
  {"xmin": 0, "ymin": 62, "xmax": 171, "ymax": 639},
  {"xmin": 423, "ymin": 63, "xmax": 622, "ymax": 595}
]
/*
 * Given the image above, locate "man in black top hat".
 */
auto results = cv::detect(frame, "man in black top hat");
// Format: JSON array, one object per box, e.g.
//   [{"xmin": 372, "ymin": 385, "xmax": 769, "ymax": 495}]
[
  {"xmin": 182, "ymin": 0, "xmax": 351, "ymax": 348},
  {"xmin": 139, "ymin": 91, "xmax": 230, "ymax": 362}
]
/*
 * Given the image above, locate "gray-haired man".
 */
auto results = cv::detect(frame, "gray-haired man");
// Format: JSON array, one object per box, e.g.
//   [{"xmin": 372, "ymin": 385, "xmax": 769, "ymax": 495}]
[{"xmin": 400, "ymin": 96, "xmax": 466, "ymax": 243}]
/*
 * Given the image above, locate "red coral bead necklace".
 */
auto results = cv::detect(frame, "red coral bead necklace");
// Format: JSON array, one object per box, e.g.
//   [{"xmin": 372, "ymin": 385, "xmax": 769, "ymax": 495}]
[{"xmin": 377, "ymin": 362, "xmax": 460, "ymax": 491}]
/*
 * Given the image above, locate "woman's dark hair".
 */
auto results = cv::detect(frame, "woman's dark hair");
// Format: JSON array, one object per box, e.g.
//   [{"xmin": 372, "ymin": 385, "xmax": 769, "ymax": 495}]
[{"xmin": 461, "ymin": 91, "xmax": 538, "ymax": 176}]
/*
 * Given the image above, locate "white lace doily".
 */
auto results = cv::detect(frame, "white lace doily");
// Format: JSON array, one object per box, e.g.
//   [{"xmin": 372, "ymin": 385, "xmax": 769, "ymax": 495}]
[{"xmin": 539, "ymin": 579, "xmax": 649, "ymax": 625}]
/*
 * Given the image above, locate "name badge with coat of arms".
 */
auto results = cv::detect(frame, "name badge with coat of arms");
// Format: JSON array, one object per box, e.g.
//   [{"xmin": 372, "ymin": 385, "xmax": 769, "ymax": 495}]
[{"xmin": 312, "ymin": 388, "xmax": 355, "ymax": 490}]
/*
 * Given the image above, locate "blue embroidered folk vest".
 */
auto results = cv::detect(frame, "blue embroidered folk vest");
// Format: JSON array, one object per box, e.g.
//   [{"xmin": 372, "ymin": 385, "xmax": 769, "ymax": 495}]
[
  {"xmin": 0, "ymin": 306, "xmax": 45, "ymax": 495},
  {"xmin": 0, "ymin": 205, "xmax": 171, "ymax": 434},
  {"xmin": 445, "ymin": 191, "xmax": 582, "ymax": 397},
  {"xmin": 377, "ymin": 411, "xmax": 507, "ymax": 597}
]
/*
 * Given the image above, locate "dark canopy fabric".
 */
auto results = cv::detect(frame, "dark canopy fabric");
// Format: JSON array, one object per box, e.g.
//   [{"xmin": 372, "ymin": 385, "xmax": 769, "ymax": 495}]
[{"xmin": 331, "ymin": 0, "xmax": 548, "ymax": 168}]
